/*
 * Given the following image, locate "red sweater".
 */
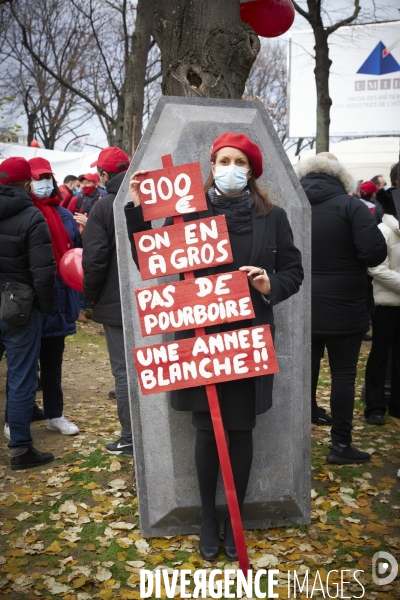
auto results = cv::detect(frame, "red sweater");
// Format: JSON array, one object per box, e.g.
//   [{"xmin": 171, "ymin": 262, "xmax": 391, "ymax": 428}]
[{"xmin": 59, "ymin": 185, "xmax": 73, "ymax": 209}]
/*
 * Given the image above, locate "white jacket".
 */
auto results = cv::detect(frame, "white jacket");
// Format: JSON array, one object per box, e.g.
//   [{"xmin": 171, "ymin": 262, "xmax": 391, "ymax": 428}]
[{"xmin": 369, "ymin": 214, "xmax": 400, "ymax": 306}]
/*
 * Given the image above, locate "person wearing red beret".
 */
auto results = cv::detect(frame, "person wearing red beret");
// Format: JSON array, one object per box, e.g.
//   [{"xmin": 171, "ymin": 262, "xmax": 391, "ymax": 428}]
[
  {"xmin": 359, "ymin": 180, "xmax": 379, "ymax": 213},
  {"xmin": 125, "ymin": 132, "xmax": 304, "ymax": 560},
  {"xmin": 0, "ymin": 157, "xmax": 56, "ymax": 469}
]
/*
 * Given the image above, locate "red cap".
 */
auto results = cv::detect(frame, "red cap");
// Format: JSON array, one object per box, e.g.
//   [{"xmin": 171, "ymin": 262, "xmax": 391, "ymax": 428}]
[
  {"xmin": 0, "ymin": 157, "xmax": 32, "ymax": 184},
  {"xmin": 78, "ymin": 173, "xmax": 98, "ymax": 183},
  {"xmin": 90, "ymin": 147, "xmax": 129, "ymax": 172},
  {"xmin": 360, "ymin": 181, "xmax": 378, "ymax": 195},
  {"xmin": 210, "ymin": 132, "xmax": 263, "ymax": 179},
  {"xmin": 28, "ymin": 157, "xmax": 54, "ymax": 179}
]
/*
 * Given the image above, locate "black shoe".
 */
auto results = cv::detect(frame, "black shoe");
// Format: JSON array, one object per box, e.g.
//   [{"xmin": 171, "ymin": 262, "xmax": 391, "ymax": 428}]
[
  {"xmin": 224, "ymin": 517, "xmax": 238, "ymax": 561},
  {"xmin": 326, "ymin": 444, "xmax": 370, "ymax": 465},
  {"xmin": 106, "ymin": 437, "xmax": 133, "ymax": 456},
  {"xmin": 199, "ymin": 518, "xmax": 220, "ymax": 561},
  {"xmin": 32, "ymin": 403, "xmax": 46, "ymax": 422},
  {"xmin": 312, "ymin": 406, "xmax": 333, "ymax": 425},
  {"xmin": 108, "ymin": 390, "xmax": 116, "ymax": 400},
  {"xmin": 11, "ymin": 447, "xmax": 54, "ymax": 471},
  {"xmin": 366, "ymin": 413, "xmax": 386, "ymax": 426}
]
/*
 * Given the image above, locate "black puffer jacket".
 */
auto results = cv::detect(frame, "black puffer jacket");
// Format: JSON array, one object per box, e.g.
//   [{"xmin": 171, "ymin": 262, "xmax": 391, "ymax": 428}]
[
  {"xmin": 0, "ymin": 184, "xmax": 56, "ymax": 313},
  {"xmin": 83, "ymin": 172, "xmax": 126, "ymax": 326},
  {"xmin": 301, "ymin": 172, "xmax": 387, "ymax": 335}
]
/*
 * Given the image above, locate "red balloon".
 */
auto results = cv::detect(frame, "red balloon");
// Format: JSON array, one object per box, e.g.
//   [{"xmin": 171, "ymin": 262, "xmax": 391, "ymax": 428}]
[
  {"xmin": 30, "ymin": 140, "xmax": 40, "ymax": 148},
  {"xmin": 240, "ymin": 0, "xmax": 295, "ymax": 38},
  {"xmin": 59, "ymin": 248, "xmax": 84, "ymax": 291}
]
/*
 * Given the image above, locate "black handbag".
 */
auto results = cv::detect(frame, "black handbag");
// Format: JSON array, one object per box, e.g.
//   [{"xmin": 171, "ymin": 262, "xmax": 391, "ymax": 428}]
[{"xmin": 0, "ymin": 282, "xmax": 35, "ymax": 326}]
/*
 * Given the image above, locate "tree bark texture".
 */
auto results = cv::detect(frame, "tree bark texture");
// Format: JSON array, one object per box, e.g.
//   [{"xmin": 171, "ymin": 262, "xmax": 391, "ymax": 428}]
[
  {"xmin": 122, "ymin": 0, "xmax": 151, "ymax": 156},
  {"xmin": 145, "ymin": 0, "xmax": 260, "ymax": 99}
]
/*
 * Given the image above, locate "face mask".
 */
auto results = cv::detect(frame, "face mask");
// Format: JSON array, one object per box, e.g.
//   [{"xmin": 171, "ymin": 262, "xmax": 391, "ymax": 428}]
[
  {"xmin": 33, "ymin": 179, "xmax": 54, "ymax": 199},
  {"xmin": 82, "ymin": 185, "xmax": 96, "ymax": 196},
  {"xmin": 73, "ymin": 189, "xmax": 81, "ymax": 196},
  {"xmin": 214, "ymin": 165, "xmax": 249, "ymax": 195}
]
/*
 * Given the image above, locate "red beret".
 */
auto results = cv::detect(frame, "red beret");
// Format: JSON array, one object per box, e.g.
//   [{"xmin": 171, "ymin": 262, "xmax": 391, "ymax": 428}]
[
  {"xmin": 210, "ymin": 132, "xmax": 263, "ymax": 179},
  {"xmin": 0, "ymin": 157, "xmax": 32, "ymax": 184},
  {"xmin": 78, "ymin": 173, "xmax": 98, "ymax": 183},
  {"xmin": 360, "ymin": 181, "xmax": 378, "ymax": 195},
  {"xmin": 28, "ymin": 157, "xmax": 54, "ymax": 179},
  {"xmin": 90, "ymin": 147, "xmax": 130, "ymax": 173}
]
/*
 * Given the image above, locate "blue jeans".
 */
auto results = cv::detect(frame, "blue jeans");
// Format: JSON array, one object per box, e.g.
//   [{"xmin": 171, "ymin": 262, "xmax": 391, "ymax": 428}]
[{"xmin": 0, "ymin": 308, "xmax": 42, "ymax": 450}]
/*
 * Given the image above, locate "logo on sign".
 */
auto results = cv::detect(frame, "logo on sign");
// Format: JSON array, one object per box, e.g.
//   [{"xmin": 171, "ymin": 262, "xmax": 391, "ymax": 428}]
[{"xmin": 357, "ymin": 39, "xmax": 400, "ymax": 76}]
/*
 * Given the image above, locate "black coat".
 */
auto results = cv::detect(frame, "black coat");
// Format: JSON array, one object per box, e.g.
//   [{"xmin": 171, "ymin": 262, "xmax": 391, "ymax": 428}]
[
  {"xmin": 125, "ymin": 196, "xmax": 304, "ymax": 414},
  {"xmin": 83, "ymin": 172, "xmax": 125, "ymax": 326},
  {"xmin": 300, "ymin": 173, "xmax": 387, "ymax": 336},
  {"xmin": 0, "ymin": 184, "xmax": 56, "ymax": 314}
]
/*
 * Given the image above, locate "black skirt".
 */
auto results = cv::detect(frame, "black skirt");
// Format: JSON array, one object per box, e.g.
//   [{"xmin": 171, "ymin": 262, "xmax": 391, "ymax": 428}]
[{"xmin": 192, "ymin": 376, "xmax": 256, "ymax": 430}]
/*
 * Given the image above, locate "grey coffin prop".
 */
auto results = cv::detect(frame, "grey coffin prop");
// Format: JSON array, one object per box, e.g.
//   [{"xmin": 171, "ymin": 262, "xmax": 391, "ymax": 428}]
[{"xmin": 114, "ymin": 96, "xmax": 311, "ymax": 537}]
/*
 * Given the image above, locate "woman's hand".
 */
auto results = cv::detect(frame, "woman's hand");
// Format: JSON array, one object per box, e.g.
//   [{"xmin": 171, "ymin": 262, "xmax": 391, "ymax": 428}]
[
  {"xmin": 74, "ymin": 212, "xmax": 88, "ymax": 236},
  {"xmin": 129, "ymin": 170, "xmax": 148, "ymax": 207},
  {"xmin": 239, "ymin": 266, "xmax": 271, "ymax": 296}
]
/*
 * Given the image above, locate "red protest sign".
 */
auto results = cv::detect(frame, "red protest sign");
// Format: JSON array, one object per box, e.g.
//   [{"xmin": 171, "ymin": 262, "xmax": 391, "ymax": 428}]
[
  {"xmin": 133, "ymin": 325, "xmax": 279, "ymax": 395},
  {"xmin": 138, "ymin": 162, "xmax": 207, "ymax": 221},
  {"xmin": 135, "ymin": 270, "xmax": 255, "ymax": 336},
  {"xmin": 133, "ymin": 215, "xmax": 233, "ymax": 280}
]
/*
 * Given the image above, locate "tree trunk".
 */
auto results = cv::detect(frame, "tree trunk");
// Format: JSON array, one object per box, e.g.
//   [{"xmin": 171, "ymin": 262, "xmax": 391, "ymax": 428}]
[
  {"xmin": 122, "ymin": 0, "xmax": 151, "ymax": 156},
  {"xmin": 145, "ymin": 0, "xmax": 260, "ymax": 99},
  {"xmin": 26, "ymin": 111, "xmax": 37, "ymax": 145},
  {"xmin": 313, "ymin": 27, "xmax": 331, "ymax": 153}
]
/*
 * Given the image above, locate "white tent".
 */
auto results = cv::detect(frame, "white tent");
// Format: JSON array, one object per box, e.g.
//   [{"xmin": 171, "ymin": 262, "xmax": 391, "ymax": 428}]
[
  {"xmin": 0, "ymin": 143, "xmax": 101, "ymax": 183},
  {"xmin": 291, "ymin": 137, "xmax": 399, "ymax": 185}
]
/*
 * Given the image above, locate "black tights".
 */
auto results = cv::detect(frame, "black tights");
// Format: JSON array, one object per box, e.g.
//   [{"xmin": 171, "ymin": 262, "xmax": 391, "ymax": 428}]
[{"xmin": 195, "ymin": 428, "xmax": 253, "ymax": 544}]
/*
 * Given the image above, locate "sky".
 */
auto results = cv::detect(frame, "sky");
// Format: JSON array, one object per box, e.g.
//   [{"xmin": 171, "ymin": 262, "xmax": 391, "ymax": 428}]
[{"xmin": 9, "ymin": 0, "xmax": 400, "ymax": 152}]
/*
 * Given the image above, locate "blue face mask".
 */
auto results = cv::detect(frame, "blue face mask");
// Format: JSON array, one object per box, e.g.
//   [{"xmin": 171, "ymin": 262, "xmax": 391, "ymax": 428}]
[
  {"xmin": 214, "ymin": 165, "xmax": 249, "ymax": 195},
  {"xmin": 33, "ymin": 179, "xmax": 54, "ymax": 199},
  {"xmin": 73, "ymin": 189, "xmax": 82, "ymax": 196}
]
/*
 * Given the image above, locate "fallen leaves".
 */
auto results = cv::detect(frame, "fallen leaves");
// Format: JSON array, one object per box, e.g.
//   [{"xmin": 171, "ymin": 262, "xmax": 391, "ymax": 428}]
[{"xmin": 0, "ymin": 335, "xmax": 398, "ymax": 600}]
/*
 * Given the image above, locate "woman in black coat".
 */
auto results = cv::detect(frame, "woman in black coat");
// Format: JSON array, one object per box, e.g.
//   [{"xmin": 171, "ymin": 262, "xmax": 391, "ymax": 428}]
[{"xmin": 125, "ymin": 132, "xmax": 303, "ymax": 560}]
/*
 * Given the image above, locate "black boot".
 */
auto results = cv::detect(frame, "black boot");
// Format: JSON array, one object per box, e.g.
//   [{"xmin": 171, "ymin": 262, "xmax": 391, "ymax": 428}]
[
  {"xmin": 32, "ymin": 403, "xmax": 46, "ymax": 422},
  {"xmin": 11, "ymin": 447, "xmax": 54, "ymax": 470},
  {"xmin": 326, "ymin": 444, "xmax": 370, "ymax": 465},
  {"xmin": 224, "ymin": 517, "xmax": 238, "ymax": 561},
  {"xmin": 199, "ymin": 518, "xmax": 220, "ymax": 560},
  {"xmin": 312, "ymin": 406, "xmax": 332, "ymax": 425}
]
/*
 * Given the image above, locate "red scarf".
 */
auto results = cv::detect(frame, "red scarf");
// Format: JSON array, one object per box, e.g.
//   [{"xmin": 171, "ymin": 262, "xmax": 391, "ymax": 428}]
[{"xmin": 31, "ymin": 194, "xmax": 73, "ymax": 266}]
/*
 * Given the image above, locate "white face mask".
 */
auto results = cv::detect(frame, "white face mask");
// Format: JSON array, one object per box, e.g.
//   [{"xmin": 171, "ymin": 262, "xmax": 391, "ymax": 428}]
[
  {"xmin": 214, "ymin": 164, "xmax": 249, "ymax": 195},
  {"xmin": 33, "ymin": 179, "xmax": 54, "ymax": 199}
]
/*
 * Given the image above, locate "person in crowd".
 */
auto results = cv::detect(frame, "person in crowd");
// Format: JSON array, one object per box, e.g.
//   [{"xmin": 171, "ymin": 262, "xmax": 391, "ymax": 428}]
[
  {"xmin": 371, "ymin": 174, "xmax": 387, "ymax": 190},
  {"xmin": 60, "ymin": 175, "xmax": 80, "ymax": 209},
  {"xmin": 82, "ymin": 147, "xmax": 132, "ymax": 455},
  {"xmin": 67, "ymin": 173, "xmax": 100, "ymax": 216},
  {"xmin": 125, "ymin": 132, "xmax": 304, "ymax": 560},
  {"xmin": 364, "ymin": 187, "xmax": 400, "ymax": 425},
  {"xmin": 297, "ymin": 152, "xmax": 387, "ymax": 465},
  {"xmin": 0, "ymin": 157, "xmax": 56, "ymax": 469},
  {"xmin": 94, "ymin": 171, "xmax": 108, "ymax": 197},
  {"xmin": 390, "ymin": 162, "xmax": 399, "ymax": 187},
  {"xmin": 26, "ymin": 157, "xmax": 80, "ymax": 436},
  {"xmin": 359, "ymin": 181, "xmax": 378, "ymax": 212}
]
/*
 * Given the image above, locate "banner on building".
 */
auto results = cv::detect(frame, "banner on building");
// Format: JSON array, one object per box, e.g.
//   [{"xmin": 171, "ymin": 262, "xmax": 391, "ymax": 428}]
[{"xmin": 288, "ymin": 21, "xmax": 400, "ymax": 138}]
